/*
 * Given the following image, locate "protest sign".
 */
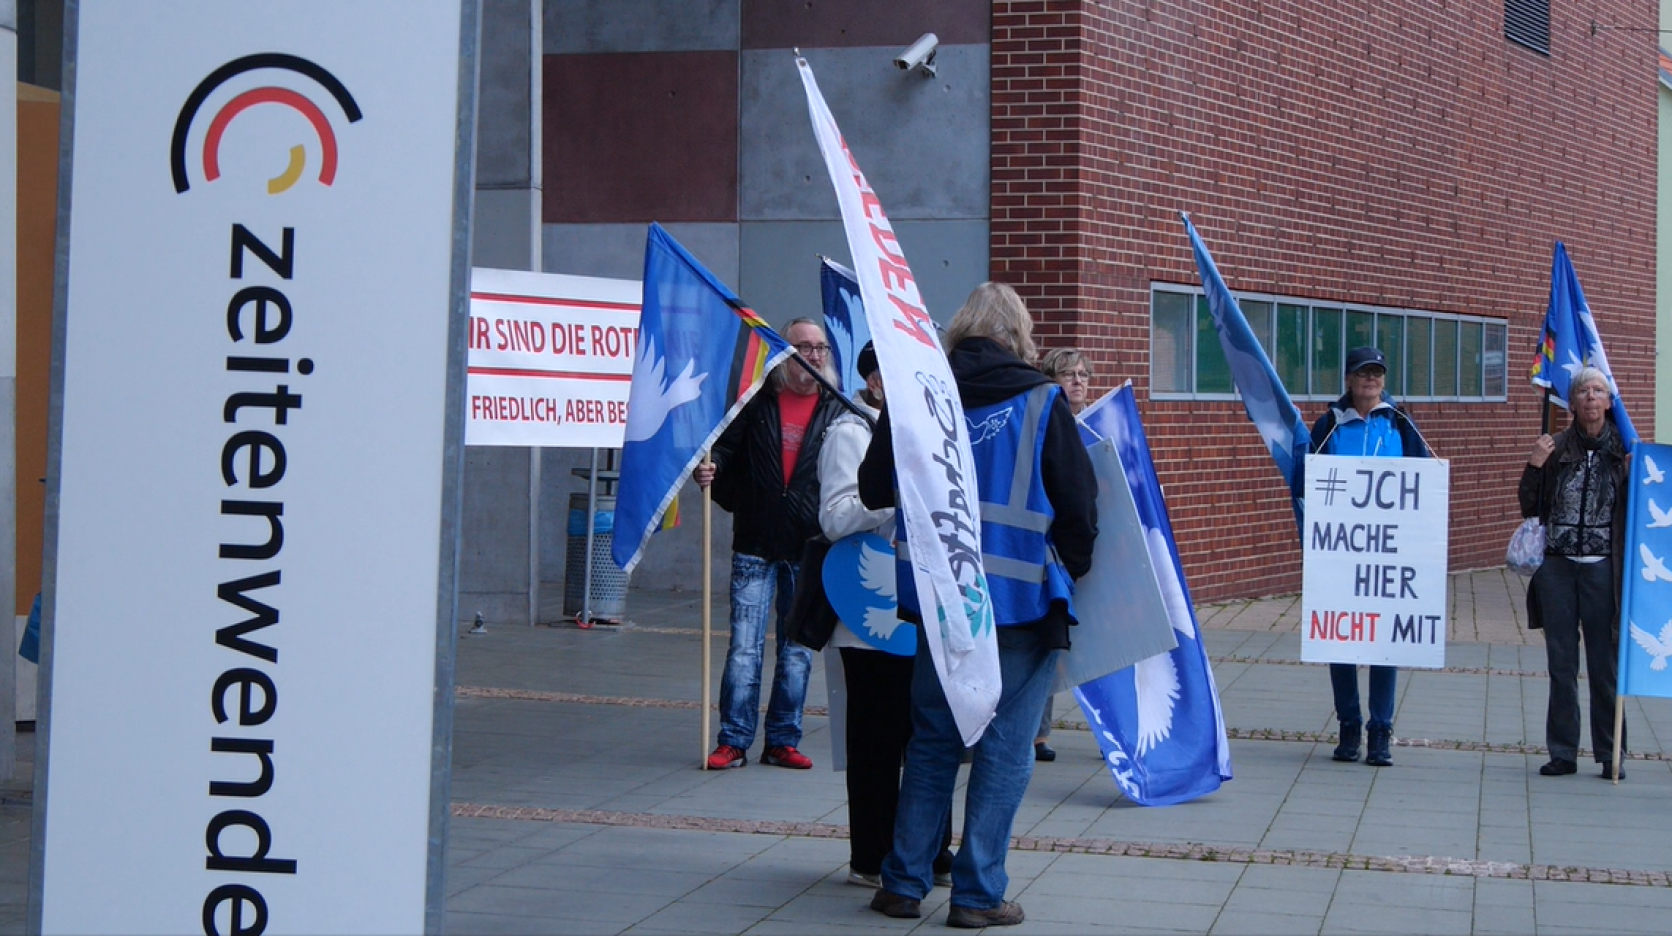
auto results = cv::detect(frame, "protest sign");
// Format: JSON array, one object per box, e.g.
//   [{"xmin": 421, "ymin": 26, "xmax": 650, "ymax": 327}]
[
  {"xmin": 466, "ymin": 267, "xmax": 640, "ymax": 449},
  {"xmin": 1301, "ymin": 454, "xmax": 1450, "ymax": 668}
]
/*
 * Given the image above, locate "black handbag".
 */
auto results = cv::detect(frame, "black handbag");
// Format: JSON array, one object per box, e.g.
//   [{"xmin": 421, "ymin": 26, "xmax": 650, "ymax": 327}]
[{"xmin": 785, "ymin": 535, "xmax": 840, "ymax": 650}]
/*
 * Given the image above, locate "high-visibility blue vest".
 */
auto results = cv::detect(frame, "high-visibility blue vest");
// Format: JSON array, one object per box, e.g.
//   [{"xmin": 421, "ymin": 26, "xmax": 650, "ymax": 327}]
[{"xmin": 897, "ymin": 384, "xmax": 1076, "ymax": 626}]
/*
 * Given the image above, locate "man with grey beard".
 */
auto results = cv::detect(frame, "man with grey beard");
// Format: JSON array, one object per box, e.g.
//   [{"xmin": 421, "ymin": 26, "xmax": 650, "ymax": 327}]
[{"xmin": 693, "ymin": 318, "xmax": 847, "ymax": 770}]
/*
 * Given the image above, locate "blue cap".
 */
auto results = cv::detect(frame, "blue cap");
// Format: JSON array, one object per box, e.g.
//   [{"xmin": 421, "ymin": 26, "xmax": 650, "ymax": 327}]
[{"xmin": 1345, "ymin": 346, "xmax": 1386, "ymax": 375}]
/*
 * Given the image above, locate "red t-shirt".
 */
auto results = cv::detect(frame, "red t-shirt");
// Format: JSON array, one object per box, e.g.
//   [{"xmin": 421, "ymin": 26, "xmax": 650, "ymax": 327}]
[{"xmin": 777, "ymin": 390, "xmax": 819, "ymax": 483}]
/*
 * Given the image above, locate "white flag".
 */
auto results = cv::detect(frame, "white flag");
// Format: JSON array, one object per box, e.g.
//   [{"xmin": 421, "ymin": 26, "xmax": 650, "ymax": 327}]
[{"xmin": 796, "ymin": 57, "xmax": 1000, "ymax": 744}]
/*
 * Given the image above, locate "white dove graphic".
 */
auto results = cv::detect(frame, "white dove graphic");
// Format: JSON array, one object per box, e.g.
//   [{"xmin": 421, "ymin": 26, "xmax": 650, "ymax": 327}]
[
  {"xmin": 1649, "ymin": 499, "xmax": 1672, "ymax": 529},
  {"xmin": 1132, "ymin": 654, "xmax": 1181, "ymax": 756},
  {"xmin": 1629, "ymin": 619, "xmax": 1672, "ymax": 671},
  {"xmin": 1560, "ymin": 348, "xmax": 1585, "ymax": 382},
  {"xmin": 966, "ymin": 411, "xmax": 1012, "ymax": 447},
  {"xmin": 622, "ymin": 334, "xmax": 707, "ymax": 444},
  {"xmin": 1641, "ymin": 543, "xmax": 1672, "ymax": 583},
  {"xmin": 1645, "ymin": 454, "xmax": 1665, "ymax": 486},
  {"xmin": 857, "ymin": 541, "xmax": 904, "ymax": 640}
]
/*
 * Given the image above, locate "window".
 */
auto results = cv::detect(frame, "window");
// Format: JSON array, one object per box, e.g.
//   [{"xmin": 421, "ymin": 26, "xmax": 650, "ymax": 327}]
[
  {"xmin": 1311, "ymin": 308, "xmax": 1342, "ymax": 397},
  {"xmin": 1149, "ymin": 284, "xmax": 1509, "ymax": 403},
  {"xmin": 1151, "ymin": 291, "xmax": 1192, "ymax": 393},
  {"xmin": 1433, "ymin": 319, "xmax": 1458, "ymax": 397},
  {"xmin": 1406, "ymin": 317, "xmax": 1432, "ymax": 398},
  {"xmin": 1375, "ymin": 315, "xmax": 1405, "ymax": 398},
  {"xmin": 1275, "ymin": 303, "xmax": 1309, "ymax": 396},
  {"xmin": 1195, "ymin": 296, "xmax": 1233, "ymax": 394},
  {"xmin": 1506, "ymin": 0, "xmax": 1550, "ymax": 55}
]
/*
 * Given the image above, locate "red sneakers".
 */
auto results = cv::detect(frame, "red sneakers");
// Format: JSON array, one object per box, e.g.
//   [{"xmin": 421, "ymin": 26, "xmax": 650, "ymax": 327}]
[
  {"xmin": 763, "ymin": 745, "xmax": 813, "ymax": 769},
  {"xmin": 707, "ymin": 744, "xmax": 746, "ymax": 769}
]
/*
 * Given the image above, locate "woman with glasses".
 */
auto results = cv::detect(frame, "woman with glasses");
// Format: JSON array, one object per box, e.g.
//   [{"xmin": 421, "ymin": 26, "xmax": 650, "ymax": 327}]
[
  {"xmin": 1308, "ymin": 346, "xmax": 1428, "ymax": 767},
  {"xmin": 1519, "ymin": 366, "xmax": 1628, "ymax": 780},
  {"xmin": 1031, "ymin": 348, "xmax": 1094, "ymax": 761}
]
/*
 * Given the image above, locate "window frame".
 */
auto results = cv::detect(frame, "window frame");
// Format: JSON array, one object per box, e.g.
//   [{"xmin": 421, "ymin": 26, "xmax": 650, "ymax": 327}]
[{"xmin": 1149, "ymin": 283, "xmax": 1510, "ymax": 404}]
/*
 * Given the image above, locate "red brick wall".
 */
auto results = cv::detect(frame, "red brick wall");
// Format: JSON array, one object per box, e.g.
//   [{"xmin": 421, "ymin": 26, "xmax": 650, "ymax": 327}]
[{"xmin": 993, "ymin": 0, "xmax": 1658, "ymax": 603}]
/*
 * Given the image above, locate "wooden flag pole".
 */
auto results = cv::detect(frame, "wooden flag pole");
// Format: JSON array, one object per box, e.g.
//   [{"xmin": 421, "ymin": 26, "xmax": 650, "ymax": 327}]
[
  {"xmin": 1611, "ymin": 693, "xmax": 1624, "ymax": 784},
  {"xmin": 701, "ymin": 453, "xmax": 713, "ymax": 769}
]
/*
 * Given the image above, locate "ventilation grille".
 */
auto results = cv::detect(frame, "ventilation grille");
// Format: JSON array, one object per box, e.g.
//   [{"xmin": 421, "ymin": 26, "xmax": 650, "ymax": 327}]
[{"xmin": 1506, "ymin": 0, "xmax": 1551, "ymax": 55}]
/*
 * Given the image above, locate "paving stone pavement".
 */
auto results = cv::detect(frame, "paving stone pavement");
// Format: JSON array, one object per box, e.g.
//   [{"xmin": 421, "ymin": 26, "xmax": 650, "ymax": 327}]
[
  {"xmin": 435, "ymin": 568, "xmax": 1672, "ymax": 934},
  {"xmin": 2, "ymin": 568, "xmax": 1668, "ymax": 934}
]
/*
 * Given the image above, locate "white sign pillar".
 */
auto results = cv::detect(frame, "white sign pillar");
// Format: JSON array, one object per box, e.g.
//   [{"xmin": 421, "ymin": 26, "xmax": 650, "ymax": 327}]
[
  {"xmin": 32, "ymin": 2, "xmax": 478, "ymax": 933},
  {"xmin": 1300, "ymin": 454, "xmax": 1450, "ymax": 669}
]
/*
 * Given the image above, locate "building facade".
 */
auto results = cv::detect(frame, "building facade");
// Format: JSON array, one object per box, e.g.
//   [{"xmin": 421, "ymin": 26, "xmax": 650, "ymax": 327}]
[{"xmin": 16, "ymin": 0, "xmax": 1658, "ymax": 613}]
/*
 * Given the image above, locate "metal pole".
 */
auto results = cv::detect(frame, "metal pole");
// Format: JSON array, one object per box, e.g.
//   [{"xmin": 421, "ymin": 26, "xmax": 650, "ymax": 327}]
[
  {"xmin": 583, "ymin": 447, "xmax": 598, "ymax": 624},
  {"xmin": 701, "ymin": 453, "xmax": 712, "ymax": 768},
  {"xmin": 1611, "ymin": 696, "xmax": 1624, "ymax": 784}
]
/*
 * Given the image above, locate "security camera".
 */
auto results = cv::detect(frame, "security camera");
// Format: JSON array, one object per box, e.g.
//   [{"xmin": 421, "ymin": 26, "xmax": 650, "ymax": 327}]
[{"xmin": 893, "ymin": 33, "xmax": 938, "ymax": 77}]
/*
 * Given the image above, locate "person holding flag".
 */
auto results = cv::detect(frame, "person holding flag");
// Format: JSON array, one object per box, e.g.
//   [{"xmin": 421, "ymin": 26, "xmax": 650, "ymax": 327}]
[
  {"xmin": 693, "ymin": 318, "xmax": 848, "ymax": 771},
  {"xmin": 1519, "ymin": 366, "xmax": 1629, "ymax": 779},
  {"xmin": 859, "ymin": 283, "xmax": 1097, "ymax": 928},
  {"xmin": 1308, "ymin": 347, "xmax": 1429, "ymax": 768}
]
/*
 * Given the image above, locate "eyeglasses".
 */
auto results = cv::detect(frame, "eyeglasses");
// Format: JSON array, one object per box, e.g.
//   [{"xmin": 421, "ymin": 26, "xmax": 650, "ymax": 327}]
[
  {"xmin": 1575, "ymin": 385, "xmax": 1611, "ymax": 399},
  {"xmin": 1060, "ymin": 370, "xmax": 1092, "ymax": 384},
  {"xmin": 1352, "ymin": 367, "xmax": 1386, "ymax": 379},
  {"xmin": 793, "ymin": 342, "xmax": 831, "ymax": 357}
]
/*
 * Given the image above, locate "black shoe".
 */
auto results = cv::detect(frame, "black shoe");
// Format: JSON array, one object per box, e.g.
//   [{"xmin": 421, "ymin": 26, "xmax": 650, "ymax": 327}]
[
  {"xmin": 1539, "ymin": 758, "xmax": 1578, "ymax": 776},
  {"xmin": 947, "ymin": 901, "xmax": 1024, "ymax": 928},
  {"xmin": 870, "ymin": 890, "xmax": 921, "ymax": 919},
  {"xmin": 1365, "ymin": 727, "xmax": 1392, "ymax": 767},
  {"xmin": 1034, "ymin": 742, "xmax": 1056, "ymax": 762},
  {"xmin": 1600, "ymin": 761, "xmax": 1626, "ymax": 780},
  {"xmin": 1332, "ymin": 723, "xmax": 1361, "ymax": 762}
]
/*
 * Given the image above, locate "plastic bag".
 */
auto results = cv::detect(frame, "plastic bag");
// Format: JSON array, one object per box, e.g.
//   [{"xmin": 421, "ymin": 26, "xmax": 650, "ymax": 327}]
[{"xmin": 1506, "ymin": 518, "xmax": 1545, "ymax": 577}]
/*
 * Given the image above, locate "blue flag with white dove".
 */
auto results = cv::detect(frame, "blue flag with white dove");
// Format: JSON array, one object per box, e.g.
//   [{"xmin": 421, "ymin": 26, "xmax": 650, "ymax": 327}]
[
  {"xmin": 820, "ymin": 257, "xmax": 871, "ymax": 396},
  {"xmin": 1618, "ymin": 442, "xmax": 1672, "ymax": 698},
  {"xmin": 1183, "ymin": 213, "xmax": 1311, "ymax": 533},
  {"xmin": 1073, "ymin": 386, "xmax": 1233, "ymax": 806},
  {"xmin": 822, "ymin": 532, "xmax": 916, "ymax": 656},
  {"xmin": 1529, "ymin": 241, "xmax": 1638, "ymax": 448},
  {"xmin": 612, "ymin": 224, "xmax": 793, "ymax": 574}
]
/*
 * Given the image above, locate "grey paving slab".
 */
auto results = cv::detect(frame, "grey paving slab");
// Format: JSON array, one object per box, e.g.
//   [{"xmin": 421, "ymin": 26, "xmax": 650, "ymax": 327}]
[
  {"xmin": 14, "ymin": 570, "xmax": 1672, "ymax": 936},
  {"xmin": 1209, "ymin": 910, "xmax": 1326, "ymax": 935}
]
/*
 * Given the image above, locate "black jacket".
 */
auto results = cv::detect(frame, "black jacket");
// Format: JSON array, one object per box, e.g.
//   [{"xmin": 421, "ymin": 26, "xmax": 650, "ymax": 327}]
[
  {"xmin": 1517, "ymin": 419, "xmax": 1629, "ymax": 632},
  {"xmin": 710, "ymin": 382, "xmax": 847, "ymax": 562},
  {"xmin": 858, "ymin": 338, "xmax": 1098, "ymax": 640}
]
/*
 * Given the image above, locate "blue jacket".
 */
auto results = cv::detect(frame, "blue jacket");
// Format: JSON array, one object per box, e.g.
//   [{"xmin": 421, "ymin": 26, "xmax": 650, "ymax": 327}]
[{"xmin": 1308, "ymin": 393, "xmax": 1427, "ymax": 461}]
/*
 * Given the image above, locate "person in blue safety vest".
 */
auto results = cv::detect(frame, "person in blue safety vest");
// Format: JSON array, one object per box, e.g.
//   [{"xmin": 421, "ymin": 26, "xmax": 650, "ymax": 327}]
[
  {"xmin": 1308, "ymin": 345, "xmax": 1429, "ymax": 768},
  {"xmin": 856, "ymin": 282, "xmax": 1097, "ymax": 929}
]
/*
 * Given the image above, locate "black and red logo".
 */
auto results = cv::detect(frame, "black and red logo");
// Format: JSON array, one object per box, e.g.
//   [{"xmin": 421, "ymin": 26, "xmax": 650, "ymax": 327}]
[{"xmin": 171, "ymin": 53, "xmax": 361, "ymax": 195}]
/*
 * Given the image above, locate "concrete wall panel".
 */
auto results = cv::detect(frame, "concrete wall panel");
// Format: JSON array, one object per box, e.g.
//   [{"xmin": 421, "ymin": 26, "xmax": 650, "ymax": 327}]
[
  {"xmin": 738, "ymin": 45, "xmax": 989, "ymax": 221},
  {"xmin": 474, "ymin": 188, "xmax": 542, "ymax": 271},
  {"xmin": 739, "ymin": 219, "xmax": 987, "ymax": 330},
  {"xmin": 544, "ymin": 0, "xmax": 738, "ymax": 54},
  {"xmin": 460, "ymin": 449, "xmax": 533, "ymax": 622},
  {"xmin": 478, "ymin": 0, "xmax": 536, "ymax": 186},
  {"xmin": 543, "ymin": 221, "xmax": 738, "ymax": 285},
  {"xmin": 544, "ymin": 51, "xmax": 738, "ymax": 223},
  {"xmin": 741, "ymin": 0, "xmax": 986, "ymax": 50}
]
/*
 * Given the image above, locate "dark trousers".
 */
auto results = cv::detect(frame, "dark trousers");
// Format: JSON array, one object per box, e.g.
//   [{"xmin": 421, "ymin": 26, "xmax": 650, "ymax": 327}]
[
  {"xmin": 1535, "ymin": 555, "xmax": 1626, "ymax": 762},
  {"xmin": 839, "ymin": 647, "xmax": 953, "ymax": 875}
]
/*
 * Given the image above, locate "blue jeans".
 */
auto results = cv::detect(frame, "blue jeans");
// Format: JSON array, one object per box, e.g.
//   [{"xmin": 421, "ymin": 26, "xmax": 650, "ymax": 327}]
[
  {"xmin": 717, "ymin": 554, "xmax": 812, "ymax": 751},
  {"xmin": 1330, "ymin": 663, "xmax": 1395, "ymax": 731},
  {"xmin": 881, "ymin": 624, "xmax": 1057, "ymax": 910}
]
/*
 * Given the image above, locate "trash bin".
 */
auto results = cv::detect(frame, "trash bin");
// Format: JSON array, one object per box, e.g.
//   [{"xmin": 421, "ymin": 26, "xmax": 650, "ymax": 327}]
[{"xmin": 564, "ymin": 492, "xmax": 628, "ymax": 621}]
